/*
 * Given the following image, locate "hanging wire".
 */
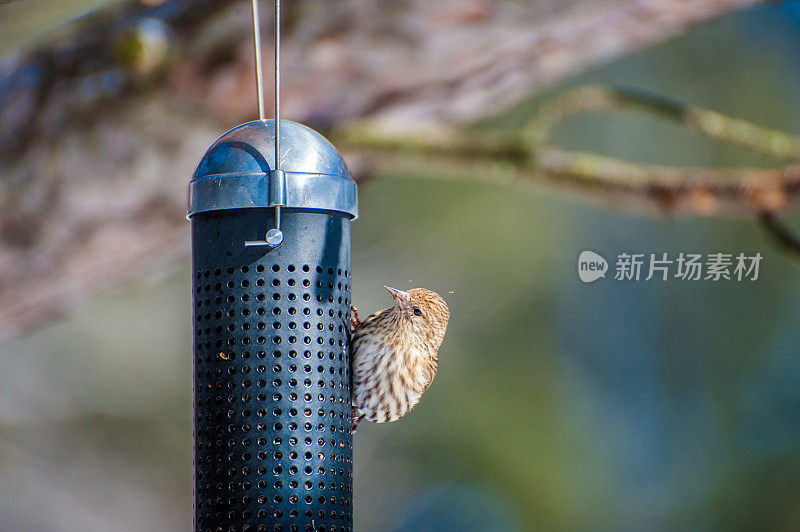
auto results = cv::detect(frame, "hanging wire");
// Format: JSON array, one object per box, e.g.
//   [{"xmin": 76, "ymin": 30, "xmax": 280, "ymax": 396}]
[
  {"xmin": 273, "ymin": 0, "xmax": 281, "ymax": 231},
  {"xmin": 245, "ymin": 0, "xmax": 284, "ymax": 247},
  {"xmin": 251, "ymin": 0, "xmax": 265, "ymax": 121},
  {"xmin": 274, "ymin": 0, "xmax": 281, "ymax": 164}
]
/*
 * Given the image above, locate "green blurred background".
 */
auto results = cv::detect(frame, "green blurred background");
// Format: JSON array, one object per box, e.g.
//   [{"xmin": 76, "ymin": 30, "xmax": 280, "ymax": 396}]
[{"xmin": 2, "ymin": 2, "xmax": 800, "ymax": 531}]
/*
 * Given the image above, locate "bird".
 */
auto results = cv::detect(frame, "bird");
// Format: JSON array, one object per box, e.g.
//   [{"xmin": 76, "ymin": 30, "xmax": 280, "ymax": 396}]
[{"xmin": 349, "ymin": 286, "xmax": 450, "ymax": 431}]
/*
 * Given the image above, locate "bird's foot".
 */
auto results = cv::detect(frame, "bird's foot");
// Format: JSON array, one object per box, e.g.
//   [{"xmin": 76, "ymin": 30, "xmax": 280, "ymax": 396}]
[
  {"xmin": 350, "ymin": 306, "xmax": 361, "ymax": 332},
  {"xmin": 351, "ymin": 408, "xmax": 365, "ymax": 433}
]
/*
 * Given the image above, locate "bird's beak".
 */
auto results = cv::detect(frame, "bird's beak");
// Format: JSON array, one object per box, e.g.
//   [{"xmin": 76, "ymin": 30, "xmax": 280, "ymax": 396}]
[{"xmin": 385, "ymin": 286, "xmax": 410, "ymax": 302}]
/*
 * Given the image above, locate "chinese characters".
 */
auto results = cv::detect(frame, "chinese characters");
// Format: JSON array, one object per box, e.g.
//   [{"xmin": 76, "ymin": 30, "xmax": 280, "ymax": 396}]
[{"xmin": 613, "ymin": 252, "xmax": 762, "ymax": 281}]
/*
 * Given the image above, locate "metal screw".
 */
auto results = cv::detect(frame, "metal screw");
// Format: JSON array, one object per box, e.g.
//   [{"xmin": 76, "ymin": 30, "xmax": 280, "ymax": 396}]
[{"xmin": 266, "ymin": 228, "xmax": 284, "ymax": 246}]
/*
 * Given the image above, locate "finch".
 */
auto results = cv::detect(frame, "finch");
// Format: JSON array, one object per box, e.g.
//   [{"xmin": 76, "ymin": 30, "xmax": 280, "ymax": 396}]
[{"xmin": 349, "ymin": 286, "xmax": 450, "ymax": 430}]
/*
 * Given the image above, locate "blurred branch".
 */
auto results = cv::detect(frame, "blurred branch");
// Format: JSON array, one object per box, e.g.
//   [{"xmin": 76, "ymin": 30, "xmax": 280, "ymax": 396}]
[
  {"xmin": 338, "ymin": 85, "xmax": 800, "ymax": 221},
  {"xmin": 759, "ymin": 212, "xmax": 800, "ymax": 260},
  {"xmin": 0, "ymin": 0, "xmax": 772, "ymax": 342},
  {"xmin": 528, "ymin": 86, "xmax": 800, "ymax": 161}
]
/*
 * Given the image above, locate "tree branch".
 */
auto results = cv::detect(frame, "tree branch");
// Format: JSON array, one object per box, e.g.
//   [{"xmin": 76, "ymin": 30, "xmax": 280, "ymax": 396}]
[
  {"xmin": 759, "ymin": 212, "xmax": 800, "ymax": 260},
  {"xmin": 0, "ymin": 0, "xmax": 772, "ymax": 342},
  {"xmin": 337, "ymin": 85, "xmax": 800, "ymax": 218}
]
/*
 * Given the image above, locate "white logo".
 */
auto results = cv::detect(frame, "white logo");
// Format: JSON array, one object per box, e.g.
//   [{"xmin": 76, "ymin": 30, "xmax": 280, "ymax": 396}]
[
  {"xmin": 578, "ymin": 250, "xmax": 608, "ymax": 283},
  {"xmin": 578, "ymin": 251, "xmax": 762, "ymax": 283}
]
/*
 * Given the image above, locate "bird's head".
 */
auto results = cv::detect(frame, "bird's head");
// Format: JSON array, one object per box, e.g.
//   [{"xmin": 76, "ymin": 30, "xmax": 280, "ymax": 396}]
[{"xmin": 384, "ymin": 286, "xmax": 450, "ymax": 352}]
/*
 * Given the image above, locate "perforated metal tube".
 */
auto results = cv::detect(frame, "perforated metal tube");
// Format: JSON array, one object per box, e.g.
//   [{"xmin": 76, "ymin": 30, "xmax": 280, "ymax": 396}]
[{"xmin": 192, "ymin": 208, "xmax": 353, "ymax": 532}]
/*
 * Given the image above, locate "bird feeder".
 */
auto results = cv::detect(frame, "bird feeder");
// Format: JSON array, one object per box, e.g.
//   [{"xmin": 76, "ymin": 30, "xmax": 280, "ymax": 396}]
[{"xmin": 187, "ymin": 4, "xmax": 356, "ymax": 530}]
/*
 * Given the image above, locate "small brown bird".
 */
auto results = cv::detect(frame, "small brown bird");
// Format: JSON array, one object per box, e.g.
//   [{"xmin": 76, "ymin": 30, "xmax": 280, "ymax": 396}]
[{"xmin": 350, "ymin": 286, "xmax": 450, "ymax": 431}]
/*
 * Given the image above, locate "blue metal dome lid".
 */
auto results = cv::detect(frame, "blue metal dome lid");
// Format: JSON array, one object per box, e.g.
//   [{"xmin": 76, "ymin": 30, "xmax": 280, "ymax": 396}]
[{"xmin": 188, "ymin": 120, "xmax": 357, "ymax": 219}]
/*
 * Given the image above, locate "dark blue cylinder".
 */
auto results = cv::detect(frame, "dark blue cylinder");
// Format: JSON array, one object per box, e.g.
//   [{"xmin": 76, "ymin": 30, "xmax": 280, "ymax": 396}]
[{"xmin": 192, "ymin": 208, "xmax": 353, "ymax": 531}]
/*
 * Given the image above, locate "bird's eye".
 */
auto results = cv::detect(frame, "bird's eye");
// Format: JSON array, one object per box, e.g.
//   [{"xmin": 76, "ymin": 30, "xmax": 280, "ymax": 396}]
[{"xmin": 412, "ymin": 307, "xmax": 423, "ymax": 316}]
